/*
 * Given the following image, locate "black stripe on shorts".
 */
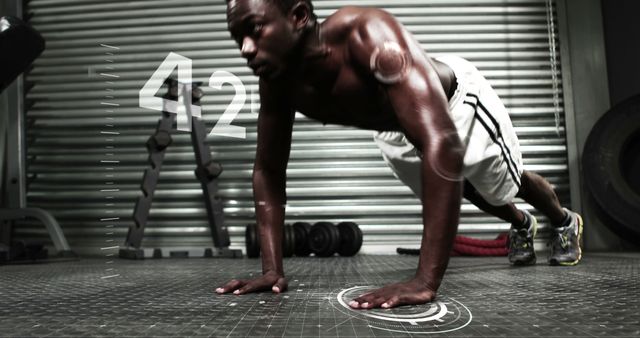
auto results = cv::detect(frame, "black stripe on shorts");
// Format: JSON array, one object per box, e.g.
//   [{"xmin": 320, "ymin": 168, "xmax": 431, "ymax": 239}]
[{"xmin": 465, "ymin": 93, "xmax": 521, "ymax": 186}]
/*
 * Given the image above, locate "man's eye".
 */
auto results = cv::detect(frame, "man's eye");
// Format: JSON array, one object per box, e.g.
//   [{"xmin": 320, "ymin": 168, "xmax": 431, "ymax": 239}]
[
  {"xmin": 252, "ymin": 24, "xmax": 263, "ymax": 35},
  {"xmin": 229, "ymin": 31, "xmax": 241, "ymax": 45}
]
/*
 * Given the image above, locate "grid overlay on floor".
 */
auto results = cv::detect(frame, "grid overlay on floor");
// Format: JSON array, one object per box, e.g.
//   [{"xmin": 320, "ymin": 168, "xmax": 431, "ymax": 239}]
[{"xmin": 1, "ymin": 254, "xmax": 639, "ymax": 337}]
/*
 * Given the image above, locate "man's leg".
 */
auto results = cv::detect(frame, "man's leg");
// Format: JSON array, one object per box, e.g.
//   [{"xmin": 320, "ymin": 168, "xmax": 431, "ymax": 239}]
[
  {"xmin": 463, "ymin": 180, "xmax": 523, "ymax": 225},
  {"xmin": 516, "ymin": 170, "xmax": 583, "ymax": 265},
  {"xmin": 463, "ymin": 180, "xmax": 538, "ymax": 265},
  {"xmin": 515, "ymin": 171, "xmax": 565, "ymax": 223}
]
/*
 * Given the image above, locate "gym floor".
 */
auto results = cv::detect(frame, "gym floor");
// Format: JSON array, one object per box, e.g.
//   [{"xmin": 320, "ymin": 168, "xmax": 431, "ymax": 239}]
[{"xmin": 1, "ymin": 254, "xmax": 639, "ymax": 337}]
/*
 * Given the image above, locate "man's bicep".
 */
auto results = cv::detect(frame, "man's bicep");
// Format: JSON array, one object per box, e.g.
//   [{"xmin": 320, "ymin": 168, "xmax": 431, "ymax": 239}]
[
  {"xmin": 386, "ymin": 70, "xmax": 451, "ymax": 141},
  {"xmin": 387, "ymin": 72, "xmax": 465, "ymax": 181}
]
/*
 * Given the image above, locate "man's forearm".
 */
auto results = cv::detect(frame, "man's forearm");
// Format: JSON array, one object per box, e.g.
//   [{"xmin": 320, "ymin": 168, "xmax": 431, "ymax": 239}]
[
  {"xmin": 414, "ymin": 161, "xmax": 462, "ymax": 290},
  {"xmin": 253, "ymin": 168, "xmax": 287, "ymax": 276}
]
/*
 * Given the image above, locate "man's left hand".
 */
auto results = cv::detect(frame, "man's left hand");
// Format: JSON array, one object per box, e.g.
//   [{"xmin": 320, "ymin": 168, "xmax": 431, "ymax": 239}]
[{"xmin": 348, "ymin": 279, "xmax": 436, "ymax": 309}]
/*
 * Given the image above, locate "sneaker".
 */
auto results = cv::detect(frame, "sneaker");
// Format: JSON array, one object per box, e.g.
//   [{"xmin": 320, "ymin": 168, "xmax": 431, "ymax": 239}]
[
  {"xmin": 549, "ymin": 208, "xmax": 584, "ymax": 266},
  {"xmin": 508, "ymin": 210, "xmax": 538, "ymax": 265}
]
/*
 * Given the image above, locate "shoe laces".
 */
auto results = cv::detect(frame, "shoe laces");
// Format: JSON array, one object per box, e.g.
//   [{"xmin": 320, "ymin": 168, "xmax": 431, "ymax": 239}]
[
  {"xmin": 552, "ymin": 226, "xmax": 570, "ymax": 251},
  {"xmin": 510, "ymin": 229, "xmax": 531, "ymax": 250}
]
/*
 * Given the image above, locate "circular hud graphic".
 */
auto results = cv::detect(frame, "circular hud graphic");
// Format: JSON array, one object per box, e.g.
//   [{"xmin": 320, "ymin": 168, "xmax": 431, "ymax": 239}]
[{"xmin": 331, "ymin": 286, "xmax": 472, "ymax": 334}]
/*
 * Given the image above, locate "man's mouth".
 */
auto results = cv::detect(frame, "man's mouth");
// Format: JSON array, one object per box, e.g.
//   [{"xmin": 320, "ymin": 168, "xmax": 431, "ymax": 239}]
[{"xmin": 249, "ymin": 62, "xmax": 267, "ymax": 75}]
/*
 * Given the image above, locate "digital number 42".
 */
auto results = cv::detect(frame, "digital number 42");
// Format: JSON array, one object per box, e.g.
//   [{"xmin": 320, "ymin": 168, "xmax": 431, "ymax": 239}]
[{"xmin": 139, "ymin": 52, "xmax": 247, "ymax": 139}]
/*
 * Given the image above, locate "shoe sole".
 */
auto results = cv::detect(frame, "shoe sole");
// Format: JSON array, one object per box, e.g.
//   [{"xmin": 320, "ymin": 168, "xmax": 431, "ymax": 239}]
[
  {"xmin": 510, "ymin": 213, "xmax": 538, "ymax": 266},
  {"xmin": 552, "ymin": 212, "xmax": 584, "ymax": 266},
  {"xmin": 512, "ymin": 257, "xmax": 536, "ymax": 266}
]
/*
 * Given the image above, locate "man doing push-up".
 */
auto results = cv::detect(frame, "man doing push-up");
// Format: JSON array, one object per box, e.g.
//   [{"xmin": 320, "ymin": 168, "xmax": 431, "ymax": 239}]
[{"xmin": 216, "ymin": 0, "xmax": 583, "ymax": 309}]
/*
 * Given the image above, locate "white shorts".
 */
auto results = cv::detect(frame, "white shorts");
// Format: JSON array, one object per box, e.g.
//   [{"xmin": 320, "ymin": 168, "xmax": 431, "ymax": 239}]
[{"xmin": 374, "ymin": 56, "xmax": 523, "ymax": 206}]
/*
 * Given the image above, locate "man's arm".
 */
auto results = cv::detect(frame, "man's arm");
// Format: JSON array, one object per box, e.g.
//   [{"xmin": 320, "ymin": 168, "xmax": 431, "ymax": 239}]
[
  {"xmin": 217, "ymin": 79, "xmax": 295, "ymax": 295},
  {"xmin": 348, "ymin": 10, "xmax": 464, "ymax": 308},
  {"xmin": 253, "ymin": 79, "xmax": 295, "ymax": 282}
]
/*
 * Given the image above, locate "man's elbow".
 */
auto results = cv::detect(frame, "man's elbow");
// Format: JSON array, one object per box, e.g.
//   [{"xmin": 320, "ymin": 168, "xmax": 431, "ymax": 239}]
[
  {"xmin": 425, "ymin": 134, "xmax": 464, "ymax": 182},
  {"xmin": 253, "ymin": 164, "xmax": 287, "ymax": 184}
]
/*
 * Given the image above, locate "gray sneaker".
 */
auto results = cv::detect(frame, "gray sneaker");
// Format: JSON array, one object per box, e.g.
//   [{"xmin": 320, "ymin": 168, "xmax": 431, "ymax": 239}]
[
  {"xmin": 549, "ymin": 208, "xmax": 584, "ymax": 266},
  {"xmin": 508, "ymin": 210, "xmax": 538, "ymax": 265}
]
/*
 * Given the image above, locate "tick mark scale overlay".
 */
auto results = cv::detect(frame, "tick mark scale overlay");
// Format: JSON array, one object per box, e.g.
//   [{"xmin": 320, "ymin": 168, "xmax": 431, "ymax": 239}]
[{"xmin": 98, "ymin": 43, "xmax": 121, "ymax": 280}]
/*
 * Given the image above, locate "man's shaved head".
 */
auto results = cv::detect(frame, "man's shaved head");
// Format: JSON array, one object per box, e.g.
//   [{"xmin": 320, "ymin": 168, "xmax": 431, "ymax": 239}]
[
  {"xmin": 226, "ymin": 0, "xmax": 319, "ymax": 79},
  {"xmin": 227, "ymin": 0, "xmax": 317, "ymax": 20}
]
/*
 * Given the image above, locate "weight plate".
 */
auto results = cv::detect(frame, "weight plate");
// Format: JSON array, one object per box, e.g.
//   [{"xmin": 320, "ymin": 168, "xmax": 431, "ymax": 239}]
[
  {"xmin": 336, "ymin": 222, "xmax": 363, "ymax": 256},
  {"xmin": 309, "ymin": 222, "xmax": 340, "ymax": 257},
  {"xmin": 283, "ymin": 224, "xmax": 295, "ymax": 258}
]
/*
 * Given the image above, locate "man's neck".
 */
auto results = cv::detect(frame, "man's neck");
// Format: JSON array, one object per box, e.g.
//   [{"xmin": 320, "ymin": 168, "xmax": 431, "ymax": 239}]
[
  {"xmin": 299, "ymin": 21, "xmax": 330, "ymax": 60},
  {"xmin": 270, "ymin": 22, "xmax": 330, "ymax": 84}
]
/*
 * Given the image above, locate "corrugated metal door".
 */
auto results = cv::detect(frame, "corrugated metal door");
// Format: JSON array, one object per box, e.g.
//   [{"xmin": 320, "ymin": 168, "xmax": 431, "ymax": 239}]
[{"xmin": 21, "ymin": 0, "xmax": 568, "ymax": 255}]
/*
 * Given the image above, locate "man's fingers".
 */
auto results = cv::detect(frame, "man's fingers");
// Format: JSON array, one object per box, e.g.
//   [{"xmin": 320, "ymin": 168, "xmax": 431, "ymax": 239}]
[
  {"xmin": 235, "ymin": 281, "xmax": 265, "ymax": 295},
  {"xmin": 216, "ymin": 279, "xmax": 244, "ymax": 294},
  {"xmin": 354, "ymin": 293, "xmax": 375, "ymax": 304},
  {"xmin": 217, "ymin": 275, "xmax": 289, "ymax": 295},
  {"xmin": 272, "ymin": 277, "xmax": 287, "ymax": 293},
  {"xmin": 381, "ymin": 296, "xmax": 400, "ymax": 308},
  {"xmin": 237, "ymin": 275, "xmax": 283, "ymax": 295},
  {"xmin": 352, "ymin": 290, "xmax": 398, "ymax": 308},
  {"xmin": 358, "ymin": 297, "xmax": 385, "ymax": 309},
  {"xmin": 369, "ymin": 297, "xmax": 388, "ymax": 308}
]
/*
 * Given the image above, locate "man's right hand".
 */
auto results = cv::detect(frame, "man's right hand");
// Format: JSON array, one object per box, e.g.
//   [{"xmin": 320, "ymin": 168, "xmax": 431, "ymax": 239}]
[{"xmin": 215, "ymin": 271, "xmax": 288, "ymax": 295}]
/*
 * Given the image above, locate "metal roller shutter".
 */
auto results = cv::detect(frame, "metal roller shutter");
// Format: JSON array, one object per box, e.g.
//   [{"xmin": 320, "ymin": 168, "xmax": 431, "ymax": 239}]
[{"xmin": 20, "ymin": 0, "xmax": 568, "ymax": 255}]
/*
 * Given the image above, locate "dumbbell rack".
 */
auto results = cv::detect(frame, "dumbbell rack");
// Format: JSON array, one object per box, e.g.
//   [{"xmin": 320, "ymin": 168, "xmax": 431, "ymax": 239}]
[{"xmin": 119, "ymin": 79, "xmax": 241, "ymax": 259}]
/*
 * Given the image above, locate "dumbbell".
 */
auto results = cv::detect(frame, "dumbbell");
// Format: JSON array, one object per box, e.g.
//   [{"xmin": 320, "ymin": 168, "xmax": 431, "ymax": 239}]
[
  {"xmin": 245, "ymin": 221, "xmax": 363, "ymax": 258},
  {"xmin": 283, "ymin": 225, "xmax": 295, "ymax": 258},
  {"xmin": 308, "ymin": 222, "xmax": 363, "ymax": 257},
  {"xmin": 245, "ymin": 223, "xmax": 260, "ymax": 258},
  {"xmin": 245, "ymin": 223, "xmax": 296, "ymax": 258}
]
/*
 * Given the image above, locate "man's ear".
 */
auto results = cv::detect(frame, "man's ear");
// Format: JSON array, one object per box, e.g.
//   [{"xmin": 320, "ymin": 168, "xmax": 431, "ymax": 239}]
[{"xmin": 290, "ymin": 2, "xmax": 311, "ymax": 31}]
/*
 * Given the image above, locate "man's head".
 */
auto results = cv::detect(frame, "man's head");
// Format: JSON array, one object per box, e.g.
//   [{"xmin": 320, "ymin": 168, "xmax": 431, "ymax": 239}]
[{"xmin": 226, "ymin": 0, "xmax": 316, "ymax": 79}]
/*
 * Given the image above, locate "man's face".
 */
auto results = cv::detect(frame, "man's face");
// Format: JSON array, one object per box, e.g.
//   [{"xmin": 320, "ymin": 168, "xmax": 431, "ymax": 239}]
[{"xmin": 227, "ymin": 0, "xmax": 298, "ymax": 79}]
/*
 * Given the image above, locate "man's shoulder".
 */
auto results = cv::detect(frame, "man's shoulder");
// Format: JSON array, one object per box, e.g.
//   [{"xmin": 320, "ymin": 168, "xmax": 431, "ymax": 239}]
[
  {"xmin": 327, "ymin": 6, "xmax": 393, "ymax": 22},
  {"xmin": 323, "ymin": 7, "xmax": 396, "ymax": 42}
]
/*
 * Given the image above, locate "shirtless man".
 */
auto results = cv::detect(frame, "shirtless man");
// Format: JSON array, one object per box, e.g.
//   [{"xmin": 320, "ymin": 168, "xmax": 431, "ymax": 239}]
[{"xmin": 216, "ymin": 0, "xmax": 584, "ymax": 309}]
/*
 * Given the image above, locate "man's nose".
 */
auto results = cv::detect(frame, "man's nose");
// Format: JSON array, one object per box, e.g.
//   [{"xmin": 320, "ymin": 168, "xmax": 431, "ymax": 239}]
[{"xmin": 241, "ymin": 37, "xmax": 257, "ymax": 59}]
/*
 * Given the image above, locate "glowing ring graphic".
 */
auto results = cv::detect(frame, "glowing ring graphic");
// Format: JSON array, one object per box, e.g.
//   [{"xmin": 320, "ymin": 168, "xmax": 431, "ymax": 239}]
[
  {"xmin": 369, "ymin": 41, "xmax": 410, "ymax": 84},
  {"xmin": 337, "ymin": 286, "xmax": 447, "ymax": 323},
  {"xmin": 333, "ymin": 286, "xmax": 473, "ymax": 334}
]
